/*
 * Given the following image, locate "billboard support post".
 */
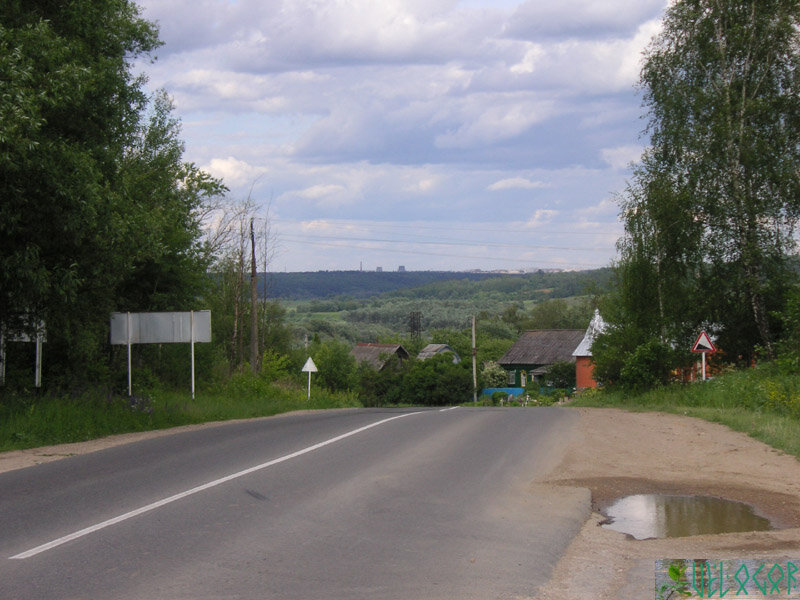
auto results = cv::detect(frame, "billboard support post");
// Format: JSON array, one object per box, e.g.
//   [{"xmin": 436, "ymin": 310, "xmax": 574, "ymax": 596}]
[{"xmin": 127, "ymin": 312, "xmax": 132, "ymax": 397}]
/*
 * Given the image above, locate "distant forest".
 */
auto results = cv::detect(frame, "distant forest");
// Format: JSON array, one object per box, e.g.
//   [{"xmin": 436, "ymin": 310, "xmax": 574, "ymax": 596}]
[{"xmin": 261, "ymin": 269, "xmax": 613, "ymax": 301}]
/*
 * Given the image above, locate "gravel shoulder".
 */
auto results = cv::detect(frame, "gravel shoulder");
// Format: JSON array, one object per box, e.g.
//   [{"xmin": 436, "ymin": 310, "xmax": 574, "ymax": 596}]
[
  {"xmin": 2, "ymin": 406, "xmax": 799, "ymax": 599},
  {"xmin": 534, "ymin": 407, "xmax": 800, "ymax": 600}
]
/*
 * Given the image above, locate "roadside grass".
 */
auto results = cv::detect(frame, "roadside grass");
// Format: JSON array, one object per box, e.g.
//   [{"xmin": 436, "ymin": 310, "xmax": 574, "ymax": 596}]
[
  {"xmin": 571, "ymin": 363, "xmax": 800, "ymax": 459},
  {"xmin": 0, "ymin": 375, "xmax": 362, "ymax": 453}
]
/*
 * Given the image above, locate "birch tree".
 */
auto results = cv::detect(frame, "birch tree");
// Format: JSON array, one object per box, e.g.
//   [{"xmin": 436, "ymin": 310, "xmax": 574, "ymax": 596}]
[{"xmin": 618, "ymin": 0, "xmax": 800, "ymax": 361}]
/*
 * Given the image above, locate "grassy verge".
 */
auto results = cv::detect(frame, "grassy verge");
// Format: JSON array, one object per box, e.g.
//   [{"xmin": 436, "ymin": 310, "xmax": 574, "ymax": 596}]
[
  {"xmin": 571, "ymin": 362, "xmax": 800, "ymax": 459},
  {"xmin": 0, "ymin": 374, "xmax": 362, "ymax": 453}
]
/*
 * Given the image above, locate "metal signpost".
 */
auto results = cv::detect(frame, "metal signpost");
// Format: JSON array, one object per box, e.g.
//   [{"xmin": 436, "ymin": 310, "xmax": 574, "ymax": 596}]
[
  {"xmin": 0, "ymin": 321, "xmax": 46, "ymax": 388},
  {"xmin": 301, "ymin": 357, "xmax": 318, "ymax": 401},
  {"xmin": 691, "ymin": 330, "xmax": 717, "ymax": 381},
  {"xmin": 110, "ymin": 311, "xmax": 211, "ymax": 398}
]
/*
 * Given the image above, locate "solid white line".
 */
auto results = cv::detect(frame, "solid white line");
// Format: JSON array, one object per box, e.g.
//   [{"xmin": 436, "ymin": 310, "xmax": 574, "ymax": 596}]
[
  {"xmin": 439, "ymin": 406, "xmax": 460, "ymax": 412},
  {"xmin": 10, "ymin": 411, "xmax": 422, "ymax": 560}
]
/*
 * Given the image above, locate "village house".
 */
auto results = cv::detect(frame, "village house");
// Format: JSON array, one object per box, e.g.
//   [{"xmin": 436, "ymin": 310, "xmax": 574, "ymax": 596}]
[
  {"xmin": 498, "ymin": 329, "xmax": 585, "ymax": 387},
  {"xmin": 417, "ymin": 343, "xmax": 461, "ymax": 364},
  {"xmin": 350, "ymin": 343, "xmax": 410, "ymax": 371}
]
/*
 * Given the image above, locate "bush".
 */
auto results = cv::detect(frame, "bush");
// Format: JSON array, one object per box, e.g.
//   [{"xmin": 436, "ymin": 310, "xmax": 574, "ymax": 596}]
[
  {"xmin": 396, "ymin": 355, "xmax": 473, "ymax": 406},
  {"xmin": 619, "ymin": 339, "xmax": 680, "ymax": 391},
  {"xmin": 481, "ymin": 361, "xmax": 508, "ymax": 388},
  {"xmin": 544, "ymin": 361, "xmax": 576, "ymax": 389},
  {"xmin": 312, "ymin": 339, "xmax": 357, "ymax": 392}
]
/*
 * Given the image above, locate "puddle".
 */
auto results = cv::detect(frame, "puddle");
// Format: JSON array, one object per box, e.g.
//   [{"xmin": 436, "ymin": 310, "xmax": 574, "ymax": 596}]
[{"xmin": 601, "ymin": 494, "xmax": 772, "ymax": 539}]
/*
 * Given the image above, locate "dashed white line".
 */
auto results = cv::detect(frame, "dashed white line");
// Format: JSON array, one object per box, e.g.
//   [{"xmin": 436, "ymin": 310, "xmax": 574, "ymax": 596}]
[{"xmin": 10, "ymin": 411, "xmax": 422, "ymax": 560}]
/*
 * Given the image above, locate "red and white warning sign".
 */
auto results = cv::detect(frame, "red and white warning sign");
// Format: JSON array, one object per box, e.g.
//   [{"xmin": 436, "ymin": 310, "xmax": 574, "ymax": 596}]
[{"xmin": 691, "ymin": 330, "xmax": 717, "ymax": 353}]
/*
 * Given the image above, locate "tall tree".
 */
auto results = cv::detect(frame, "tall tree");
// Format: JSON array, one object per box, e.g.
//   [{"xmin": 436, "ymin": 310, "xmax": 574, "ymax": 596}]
[
  {"xmin": 616, "ymin": 0, "xmax": 800, "ymax": 361},
  {"xmin": 0, "ymin": 1, "xmax": 225, "ymax": 388}
]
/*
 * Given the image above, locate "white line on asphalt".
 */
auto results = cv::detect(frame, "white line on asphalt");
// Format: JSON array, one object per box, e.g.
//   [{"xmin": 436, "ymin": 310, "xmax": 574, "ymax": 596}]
[
  {"xmin": 10, "ymin": 411, "xmax": 423, "ymax": 560},
  {"xmin": 439, "ymin": 406, "xmax": 460, "ymax": 412}
]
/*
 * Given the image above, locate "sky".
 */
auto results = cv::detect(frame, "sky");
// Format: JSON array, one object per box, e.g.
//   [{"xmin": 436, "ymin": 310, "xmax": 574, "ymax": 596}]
[{"xmin": 134, "ymin": 0, "xmax": 669, "ymax": 273}]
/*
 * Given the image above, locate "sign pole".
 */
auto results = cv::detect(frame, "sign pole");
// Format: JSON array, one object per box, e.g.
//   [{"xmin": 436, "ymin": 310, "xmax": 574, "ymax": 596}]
[
  {"xmin": 127, "ymin": 312, "xmax": 132, "ymax": 397},
  {"xmin": 691, "ymin": 330, "xmax": 717, "ymax": 383},
  {"xmin": 301, "ymin": 357, "xmax": 318, "ymax": 401}
]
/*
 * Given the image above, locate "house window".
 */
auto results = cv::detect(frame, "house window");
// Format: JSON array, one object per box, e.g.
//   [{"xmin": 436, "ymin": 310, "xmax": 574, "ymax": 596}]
[
  {"xmin": 507, "ymin": 370, "xmax": 516, "ymax": 385},
  {"xmin": 521, "ymin": 370, "xmax": 527, "ymax": 387}
]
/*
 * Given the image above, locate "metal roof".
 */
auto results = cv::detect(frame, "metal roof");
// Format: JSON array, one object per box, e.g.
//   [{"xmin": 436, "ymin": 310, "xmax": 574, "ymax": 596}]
[{"xmin": 572, "ymin": 310, "xmax": 607, "ymax": 357}]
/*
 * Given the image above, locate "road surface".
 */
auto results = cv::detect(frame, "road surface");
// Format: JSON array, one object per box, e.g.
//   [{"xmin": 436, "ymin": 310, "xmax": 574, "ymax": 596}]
[{"xmin": 0, "ymin": 407, "xmax": 589, "ymax": 599}]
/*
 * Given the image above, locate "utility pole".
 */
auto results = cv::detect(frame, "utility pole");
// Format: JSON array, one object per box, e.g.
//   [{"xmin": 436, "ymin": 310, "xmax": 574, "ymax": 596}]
[
  {"xmin": 250, "ymin": 218, "xmax": 258, "ymax": 374},
  {"xmin": 472, "ymin": 315, "xmax": 477, "ymax": 405}
]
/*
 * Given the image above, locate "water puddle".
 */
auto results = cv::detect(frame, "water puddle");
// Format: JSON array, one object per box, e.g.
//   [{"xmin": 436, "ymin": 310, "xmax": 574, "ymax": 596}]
[{"xmin": 601, "ymin": 494, "xmax": 772, "ymax": 539}]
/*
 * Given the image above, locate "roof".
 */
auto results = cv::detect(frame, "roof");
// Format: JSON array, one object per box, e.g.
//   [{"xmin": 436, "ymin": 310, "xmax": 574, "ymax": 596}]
[
  {"xmin": 498, "ymin": 330, "xmax": 585, "ymax": 367},
  {"xmin": 350, "ymin": 343, "xmax": 410, "ymax": 370},
  {"xmin": 417, "ymin": 343, "xmax": 461, "ymax": 363},
  {"xmin": 573, "ymin": 310, "xmax": 608, "ymax": 357}
]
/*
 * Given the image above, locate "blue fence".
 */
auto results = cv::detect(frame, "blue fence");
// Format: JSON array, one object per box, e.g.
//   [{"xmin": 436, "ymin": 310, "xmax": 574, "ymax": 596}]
[{"xmin": 480, "ymin": 387, "xmax": 525, "ymax": 398}]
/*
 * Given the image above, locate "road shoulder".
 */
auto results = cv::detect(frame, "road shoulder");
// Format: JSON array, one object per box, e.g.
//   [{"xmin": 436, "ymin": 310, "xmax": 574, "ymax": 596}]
[{"xmin": 534, "ymin": 407, "xmax": 800, "ymax": 599}]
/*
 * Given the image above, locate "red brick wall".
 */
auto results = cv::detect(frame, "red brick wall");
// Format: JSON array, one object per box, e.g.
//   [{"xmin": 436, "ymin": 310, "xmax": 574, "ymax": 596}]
[{"xmin": 575, "ymin": 356, "xmax": 598, "ymax": 389}]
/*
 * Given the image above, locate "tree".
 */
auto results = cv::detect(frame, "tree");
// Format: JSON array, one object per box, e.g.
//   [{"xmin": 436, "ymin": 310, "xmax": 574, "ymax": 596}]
[
  {"xmin": 615, "ymin": 0, "xmax": 800, "ymax": 362},
  {"xmin": 312, "ymin": 339, "xmax": 357, "ymax": 392},
  {"xmin": 0, "ymin": 2, "xmax": 225, "ymax": 389}
]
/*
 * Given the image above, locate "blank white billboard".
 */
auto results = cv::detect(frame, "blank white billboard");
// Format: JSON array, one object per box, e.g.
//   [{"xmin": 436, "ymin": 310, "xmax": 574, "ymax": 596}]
[{"xmin": 110, "ymin": 311, "xmax": 211, "ymax": 345}]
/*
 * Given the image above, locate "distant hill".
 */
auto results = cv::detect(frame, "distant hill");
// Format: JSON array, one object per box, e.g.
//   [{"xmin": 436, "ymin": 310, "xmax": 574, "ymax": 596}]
[{"xmin": 261, "ymin": 269, "xmax": 612, "ymax": 300}]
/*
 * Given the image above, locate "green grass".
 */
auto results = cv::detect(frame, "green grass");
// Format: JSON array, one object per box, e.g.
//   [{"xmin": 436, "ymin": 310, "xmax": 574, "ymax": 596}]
[
  {"xmin": 571, "ymin": 363, "xmax": 800, "ymax": 459},
  {"xmin": 0, "ymin": 375, "xmax": 362, "ymax": 452}
]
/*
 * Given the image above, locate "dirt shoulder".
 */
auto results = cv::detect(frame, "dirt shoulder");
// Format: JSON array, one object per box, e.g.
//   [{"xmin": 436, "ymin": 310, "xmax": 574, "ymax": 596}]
[
  {"xmin": 2, "ymin": 407, "xmax": 799, "ymax": 599},
  {"xmin": 534, "ymin": 407, "xmax": 800, "ymax": 600}
]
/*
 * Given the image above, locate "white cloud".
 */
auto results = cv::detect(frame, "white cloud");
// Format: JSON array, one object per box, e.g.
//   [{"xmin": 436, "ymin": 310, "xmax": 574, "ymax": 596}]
[
  {"xmin": 435, "ymin": 95, "xmax": 556, "ymax": 148},
  {"xmin": 487, "ymin": 177, "xmax": 549, "ymax": 191},
  {"xmin": 202, "ymin": 157, "xmax": 270, "ymax": 186},
  {"xmin": 601, "ymin": 145, "xmax": 644, "ymax": 170},
  {"xmin": 525, "ymin": 209, "xmax": 559, "ymax": 227}
]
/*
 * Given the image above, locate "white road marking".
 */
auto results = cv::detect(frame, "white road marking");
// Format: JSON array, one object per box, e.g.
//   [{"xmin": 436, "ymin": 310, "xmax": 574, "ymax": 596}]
[
  {"xmin": 10, "ymin": 411, "xmax": 422, "ymax": 560},
  {"xmin": 439, "ymin": 406, "xmax": 460, "ymax": 412}
]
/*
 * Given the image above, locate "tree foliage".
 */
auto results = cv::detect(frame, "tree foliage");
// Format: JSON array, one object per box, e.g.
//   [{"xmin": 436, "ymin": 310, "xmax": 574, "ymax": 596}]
[
  {"xmin": 0, "ymin": 1, "xmax": 226, "ymax": 390},
  {"xmin": 608, "ymin": 0, "xmax": 800, "ymax": 373}
]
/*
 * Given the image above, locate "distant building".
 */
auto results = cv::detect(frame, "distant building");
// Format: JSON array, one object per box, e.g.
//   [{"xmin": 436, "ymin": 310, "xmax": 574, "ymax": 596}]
[
  {"xmin": 417, "ymin": 344, "xmax": 461, "ymax": 364},
  {"xmin": 376, "ymin": 267, "xmax": 383, "ymax": 272},
  {"xmin": 398, "ymin": 265, "xmax": 406, "ymax": 272},
  {"xmin": 350, "ymin": 343, "xmax": 410, "ymax": 371}
]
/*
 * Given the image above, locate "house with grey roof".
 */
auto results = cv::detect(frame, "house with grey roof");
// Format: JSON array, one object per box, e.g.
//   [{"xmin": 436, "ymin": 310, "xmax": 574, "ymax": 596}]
[
  {"xmin": 417, "ymin": 343, "xmax": 461, "ymax": 364},
  {"xmin": 350, "ymin": 343, "xmax": 410, "ymax": 371},
  {"xmin": 498, "ymin": 329, "xmax": 585, "ymax": 387}
]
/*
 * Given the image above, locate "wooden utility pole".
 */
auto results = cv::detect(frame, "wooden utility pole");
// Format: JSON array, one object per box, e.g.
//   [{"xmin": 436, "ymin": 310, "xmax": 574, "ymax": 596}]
[
  {"xmin": 472, "ymin": 315, "xmax": 478, "ymax": 405},
  {"xmin": 250, "ymin": 218, "xmax": 259, "ymax": 373}
]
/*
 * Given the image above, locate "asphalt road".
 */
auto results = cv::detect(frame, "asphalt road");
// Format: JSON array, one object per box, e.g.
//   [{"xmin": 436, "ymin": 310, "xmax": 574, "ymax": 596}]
[{"xmin": 0, "ymin": 407, "xmax": 590, "ymax": 600}]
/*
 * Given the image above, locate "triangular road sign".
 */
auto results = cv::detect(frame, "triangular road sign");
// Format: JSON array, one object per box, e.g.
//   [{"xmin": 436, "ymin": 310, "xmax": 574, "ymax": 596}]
[
  {"xmin": 301, "ymin": 357, "xmax": 318, "ymax": 372},
  {"xmin": 691, "ymin": 331, "xmax": 717, "ymax": 353}
]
